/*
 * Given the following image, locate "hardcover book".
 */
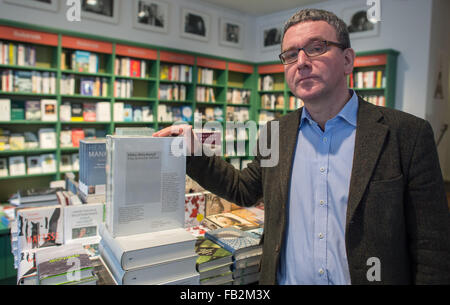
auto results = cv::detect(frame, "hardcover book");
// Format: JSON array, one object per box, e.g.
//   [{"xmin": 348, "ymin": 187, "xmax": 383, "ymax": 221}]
[
  {"xmin": 25, "ymin": 100, "xmax": 41, "ymax": 121},
  {"xmin": 9, "ymin": 155, "xmax": 26, "ymax": 176},
  {"xmin": 40, "ymin": 153, "xmax": 56, "ymax": 173},
  {"xmin": 204, "ymin": 227, "xmax": 261, "ymax": 260},
  {"xmin": 36, "ymin": 243, "xmax": 94, "ymax": 285},
  {"xmin": 16, "ymin": 205, "xmax": 63, "ymax": 251},
  {"xmin": 0, "ymin": 99, "xmax": 11, "ymax": 121},
  {"xmin": 105, "ymin": 136, "xmax": 186, "ymax": 237},
  {"xmin": 185, "ymin": 192, "xmax": 206, "ymax": 228},
  {"xmin": 26, "ymin": 156, "xmax": 42, "ymax": 175},
  {"xmin": 205, "ymin": 212, "xmax": 259, "ymax": 231},
  {"xmin": 38, "ymin": 128, "xmax": 56, "ymax": 149},
  {"xmin": 0, "ymin": 158, "xmax": 8, "ymax": 177},
  {"xmin": 63, "ymin": 203, "xmax": 103, "ymax": 244},
  {"xmin": 195, "ymin": 236, "xmax": 233, "ymax": 273},
  {"xmin": 40, "ymin": 100, "xmax": 57, "ymax": 121},
  {"xmin": 79, "ymin": 139, "xmax": 107, "ymax": 196}
]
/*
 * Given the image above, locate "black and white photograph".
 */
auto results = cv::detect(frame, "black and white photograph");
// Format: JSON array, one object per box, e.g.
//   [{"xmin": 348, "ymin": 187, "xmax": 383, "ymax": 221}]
[
  {"xmin": 4, "ymin": 0, "xmax": 59, "ymax": 12},
  {"xmin": 219, "ymin": 17, "xmax": 243, "ymax": 49},
  {"xmin": 133, "ymin": 0, "xmax": 169, "ymax": 33},
  {"xmin": 81, "ymin": 0, "xmax": 119, "ymax": 24},
  {"xmin": 181, "ymin": 8, "xmax": 210, "ymax": 42},
  {"xmin": 261, "ymin": 24, "xmax": 282, "ymax": 51},
  {"xmin": 341, "ymin": 5, "xmax": 380, "ymax": 40}
]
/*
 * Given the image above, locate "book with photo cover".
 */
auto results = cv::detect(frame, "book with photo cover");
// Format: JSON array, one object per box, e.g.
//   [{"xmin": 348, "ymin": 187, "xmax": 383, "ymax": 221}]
[
  {"xmin": 9, "ymin": 155, "xmax": 26, "ymax": 176},
  {"xmin": 205, "ymin": 227, "xmax": 261, "ymax": 260},
  {"xmin": 205, "ymin": 212, "xmax": 259, "ymax": 231},
  {"xmin": 25, "ymin": 100, "xmax": 41, "ymax": 121},
  {"xmin": 40, "ymin": 100, "xmax": 57, "ymax": 121},
  {"xmin": 63, "ymin": 203, "xmax": 103, "ymax": 244},
  {"xmin": 26, "ymin": 156, "xmax": 42, "ymax": 175},
  {"xmin": 204, "ymin": 192, "xmax": 232, "ymax": 217}
]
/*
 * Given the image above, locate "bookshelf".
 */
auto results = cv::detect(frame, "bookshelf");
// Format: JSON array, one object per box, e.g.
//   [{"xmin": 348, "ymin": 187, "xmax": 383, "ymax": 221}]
[{"xmin": 0, "ymin": 19, "xmax": 400, "ymax": 203}]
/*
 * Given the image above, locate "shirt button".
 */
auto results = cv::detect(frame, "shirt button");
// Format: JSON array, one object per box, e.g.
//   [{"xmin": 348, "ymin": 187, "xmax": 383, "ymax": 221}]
[
  {"xmin": 318, "ymin": 233, "xmax": 324, "ymax": 239},
  {"xmin": 323, "ymin": 137, "xmax": 327, "ymax": 143},
  {"xmin": 320, "ymin": 167, "xmax": 326, "ymax": 172},
  {"xmin": 319, "ymin": 200, "xmax": 325, "ymax": 205},
  {"xmin": 319, "ymin": 268, "xmax": 325, "ymax": 275}
]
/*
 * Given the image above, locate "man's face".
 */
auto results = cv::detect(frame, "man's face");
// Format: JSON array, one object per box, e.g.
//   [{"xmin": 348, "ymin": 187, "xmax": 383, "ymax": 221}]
[{"xmin": 282, "ymin": 21, "xmax": 351, "ymax": 101}]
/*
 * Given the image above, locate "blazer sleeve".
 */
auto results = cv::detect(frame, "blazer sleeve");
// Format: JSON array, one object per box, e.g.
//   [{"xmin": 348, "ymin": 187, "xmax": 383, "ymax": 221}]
[{"xmin": 405, "ymin": 120, "xmax": 450, "ymax": 284}]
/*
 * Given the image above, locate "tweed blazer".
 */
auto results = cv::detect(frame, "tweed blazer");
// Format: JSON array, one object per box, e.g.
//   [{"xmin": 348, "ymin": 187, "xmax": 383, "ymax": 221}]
[{"xmin": 186, "ymin": 98, "xmax": 450, "ymax": 284}]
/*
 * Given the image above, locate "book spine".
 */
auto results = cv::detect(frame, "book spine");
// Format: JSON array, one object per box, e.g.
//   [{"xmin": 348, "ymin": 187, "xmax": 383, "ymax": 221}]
[{"xmin": 204, "ymin": 232, "xmax": 234, "ymax": 254}]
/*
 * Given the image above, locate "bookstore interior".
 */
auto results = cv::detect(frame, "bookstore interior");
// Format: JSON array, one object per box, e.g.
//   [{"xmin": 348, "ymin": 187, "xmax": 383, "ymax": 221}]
[{"xmin": 0, "ymin": 0, "xmax": 449, "ymax": 287}]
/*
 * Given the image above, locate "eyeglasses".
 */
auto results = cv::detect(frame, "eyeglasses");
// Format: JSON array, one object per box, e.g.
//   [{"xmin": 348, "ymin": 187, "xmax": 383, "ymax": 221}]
[{"xmin": 279, "ymin": 40, "xmax": 346, "ymax": 65}]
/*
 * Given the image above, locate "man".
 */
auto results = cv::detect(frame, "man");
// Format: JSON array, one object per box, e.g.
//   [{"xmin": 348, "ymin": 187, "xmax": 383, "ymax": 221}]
[{"xmin": 153, "ymin": 9, "xmax": 450, "ymax": 284}]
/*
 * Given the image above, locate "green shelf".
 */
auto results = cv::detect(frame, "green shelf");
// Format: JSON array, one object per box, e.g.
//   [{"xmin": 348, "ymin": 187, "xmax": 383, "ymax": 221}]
[{"xmin": 0, "ymin": 148, "xmax": 56, "ymax": 155}]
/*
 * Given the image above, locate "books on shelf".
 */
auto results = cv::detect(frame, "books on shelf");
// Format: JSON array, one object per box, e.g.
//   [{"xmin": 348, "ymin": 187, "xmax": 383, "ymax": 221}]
[
  {"xmin": 113, "ymin": 102, "xmax": 153, "ymax": 122},
  {"xmin": 159, "ymin": 83, "xmax": 187, "ymax": 101},
  {"xmin": 115, "ymin": 57, "xmax": 148, "ymax": 78},
  {"xmin": 289, "ymin": 95, "xmax": 304, "ymax": 109},
  {"xmin": 0, "ymin": 99, "xmax": 11, "ymax": 121},
  {"xmin": 70, "ymin": 50, "xmax": 99, "ymax": 73},
  {"xmin": 105, "ymin": 135, "xmax": 186, "ymax": 237},
  {"xmin": 261, "ymin": 93, "xmax": 284, "ymax": 109},
  {"xmin": 0, "ymin": 157, "xmax": 8, "ymax": 176},
  {"xmin": 38, "ymin": 128, "xmax": 56, "ymax": 149},
  {"xmin": 25, "ymin": 100, "xmax": 41, "ymax": 120},
  {"xmin": 259, "ymin": 75, "xmax": 274, "ymax": 91},
  {"xmin": 40, "ymin": 153, "xmax": 56, "ymax": 173},
  {"xmin": 40, "ymin": 99, "xmax": 57, "ymax": 121},
  {"xmin": 160, "ymin": 64, "xmax": 192, "ymax": 82},
  {"xmin": 9, "ymin": 155, "xmax": 26, "ymax": 176},
  {"xmin": 197, "ymin": 67, "xmax": 214, "ymax": 85},
  {"xmin": 158, "ymin": 104, "xmax": 192, "ymax": 122},
  {"xmin": 359, "ymin": 93, "xmax": 386, "ymax": 107},
  {"xmin": 196, "ymin": 86, "xmax": 216, "ymax": 103},
  {"xmin": 0, "ymin": 70, "xmax": 56, "ymax": 94},
  {"xmin": 350, "ymin": 69, "xmax": 386, "ymax": 89},
  {"xmin": 114, "ymin": 79, "xmax": 133, "ymax": 98},
  {"xmin": 0, "ymin": 41, "xmax": 36, "ymax": 67},
  {"xmin": 26, "ymin": 155, "xmax": 42, "ymax": 175},
  {"xmin": 225, "ymin": 106, "xmax": 249, "ymax": 122},
  {"xmin": 227, "ymin": 88, "xmax": 251, "ymax": 104}
]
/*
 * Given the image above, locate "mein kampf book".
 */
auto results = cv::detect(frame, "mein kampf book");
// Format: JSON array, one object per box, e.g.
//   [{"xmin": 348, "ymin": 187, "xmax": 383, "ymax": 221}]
[
  {"xmin": 105, "ymin": 136, "xmax": 186, "ymax": 237},
  {"xmin": 99, "ymin": 223, "xmax": 197, "ymax": 270},
  {"xmin": 99, "ymin": 238, "xmax": 198, "ymax": 285},
  {"xmin": 36, "ymin": 243, "xmax": 95, "ymax": 285}
]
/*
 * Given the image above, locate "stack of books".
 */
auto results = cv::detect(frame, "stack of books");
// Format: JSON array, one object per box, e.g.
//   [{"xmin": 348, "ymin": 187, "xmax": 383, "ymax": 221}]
[
  {"xmin": 35, "ymin": 243, "xmax": 97, "ymax": 285},
  {"xmin": 195, "ymin": 236, "xmax": 233, "ymax": 285},
  {"xmin": 101, "ymin": 135, "xmax": 200, "ymax": 284},
  {"xmin": 99, "ymin": 224, "xmax": 199, "ymax": 285},
  {"xmin": 205, "ymin": 227, "xmax": 262, "ymax": 285}
]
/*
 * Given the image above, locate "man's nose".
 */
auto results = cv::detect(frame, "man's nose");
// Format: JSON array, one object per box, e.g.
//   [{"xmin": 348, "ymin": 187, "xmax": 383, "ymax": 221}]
[{"xmin": 297, "ymin": 49, "xmax": 310, "ymax": 67}]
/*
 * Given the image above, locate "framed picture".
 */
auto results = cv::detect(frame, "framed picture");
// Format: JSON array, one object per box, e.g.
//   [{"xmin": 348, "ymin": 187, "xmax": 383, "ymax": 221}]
[
  {"xmin": 133, "ymin": 0, "xmax": 169, "ymax": 33},
  {"xmin": 4, "ymin": 0, "xmax": 59, "ymax": 12},
  {"xmin": 341, "ymin": 5, "xmax": 380, "ymax": 40},
  {"xmin": 261, "ymin": 24, "xmax": 282, "ymax": 52},
  {"xmin": 180, "ymin": 7, "xmax": 210, "ymax": 42},
  {"xmin": 219, "ymin": 17, "xmax": 243, "ymax": 49},
  {"xmin": 81, "ymin": 0, "xmax": 119, "ymax": 24}
]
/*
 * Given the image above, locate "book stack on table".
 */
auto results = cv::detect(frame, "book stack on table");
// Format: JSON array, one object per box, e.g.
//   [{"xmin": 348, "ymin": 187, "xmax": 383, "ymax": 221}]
[{"xmin": 100, "ymin": 135, "xmax": 200, "ymax": 285}]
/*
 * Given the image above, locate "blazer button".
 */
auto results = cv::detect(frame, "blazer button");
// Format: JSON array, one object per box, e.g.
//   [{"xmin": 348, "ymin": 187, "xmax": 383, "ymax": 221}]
[{"xmin": 275, "ymin": 244, "xmax": 280, "ymax": 253}]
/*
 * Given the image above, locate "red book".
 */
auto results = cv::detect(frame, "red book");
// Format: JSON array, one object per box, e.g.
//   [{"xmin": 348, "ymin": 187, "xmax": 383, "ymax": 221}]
[
  {"xmin": 82, "ymin": 103, "xmax": 96, "ymax": 122},
  {"xmin": 129, "ymin": 59, "xmax": 141, "ymax": 78},
  {"xmin": 71, "ymin": 128, "xmax": 85, "ymax": 148}
]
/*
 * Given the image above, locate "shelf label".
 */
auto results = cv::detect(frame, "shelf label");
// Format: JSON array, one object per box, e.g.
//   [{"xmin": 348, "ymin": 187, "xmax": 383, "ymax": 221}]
[
  {"xmin": 354, "ymin": 54, "xmax": 387, "ymax": 67},
  {"xmin": 159, "ymin": 51, "xmax": 195, "ymax": 65},
  {"xmin": 258, "ymin": 64, "xmax": 284, "ymax": 74},
  {"xmin": 197, "ymin": 57, "xmax": 226, "ymax": 70},
  {"xmin": 62, "ymin": 36, "xmax": 113, "ymax": 54},
  {"xmin": 116, "ymin": 44, "xmax": 157, "ymax": 60},
  {"xmin": 0, "ymin": 25, "xmax": 58, "ymax": 46},
  {"xmin": 228, "ymin": 62, "xmax": 253, "ymax": 74}
]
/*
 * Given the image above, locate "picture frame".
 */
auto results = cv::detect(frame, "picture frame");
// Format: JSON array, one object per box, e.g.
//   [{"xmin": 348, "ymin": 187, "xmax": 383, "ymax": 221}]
[
  {"xmin": 81, "ymin": 0, "xmax": 120, "ymax": 24},
  {"xmin": 133, "ymin": 0, "xmax": 169, "ymax": 33},
  {"xmin": 219, "ymin": 17, "xmax": 243, "ymax": 49},
  {"xmin": 340, "ymin": 5, "xmax": 380, "ymax": 40},
  {"xmin": 3, "ymin": 0, "xmax": 59, "ymax": 12},
  {"xmin": 261, "ymin": 24, "xmax": 282, "ymax": 52},
  {"xmin": 180, "ymin": 7, "xmax": 210, "ymax": 42}
]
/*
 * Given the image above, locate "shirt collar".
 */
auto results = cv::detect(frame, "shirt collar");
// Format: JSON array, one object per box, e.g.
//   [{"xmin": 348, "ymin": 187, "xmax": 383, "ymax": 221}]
[{"xmin": 299, "ymin": 90, "xmax": 358, "ymax": 129}]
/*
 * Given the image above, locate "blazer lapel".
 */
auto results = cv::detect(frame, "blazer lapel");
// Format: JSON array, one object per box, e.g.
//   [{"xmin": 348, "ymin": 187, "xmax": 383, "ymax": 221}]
[{"xmin": 346, "ymin": 99, "xmax": 389, "ymax": 231}]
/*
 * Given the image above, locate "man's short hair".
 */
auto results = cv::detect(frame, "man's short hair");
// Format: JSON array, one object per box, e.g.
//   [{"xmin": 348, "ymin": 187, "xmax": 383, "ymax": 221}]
[{"xmin": 282, "ymin": 8, "xmax": 351, "ymax": 50}]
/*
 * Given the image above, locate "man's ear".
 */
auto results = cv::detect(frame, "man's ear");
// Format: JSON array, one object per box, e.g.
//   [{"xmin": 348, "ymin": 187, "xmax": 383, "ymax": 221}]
[{"xmin": 343, "ymin": 48, "xmax": 356, "ymax": 76}]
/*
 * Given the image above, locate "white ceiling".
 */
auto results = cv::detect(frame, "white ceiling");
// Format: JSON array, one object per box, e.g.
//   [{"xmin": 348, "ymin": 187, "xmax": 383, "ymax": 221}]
[{"xmin": 197, "ymin": 0, "xmax": 329, "ymax": 16}]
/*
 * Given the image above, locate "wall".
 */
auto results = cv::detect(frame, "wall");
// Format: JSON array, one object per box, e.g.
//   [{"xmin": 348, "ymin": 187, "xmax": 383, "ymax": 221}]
[
  {"xmin": 424, "ymin": 0, "xmax": 450, "ymax": 181},
  {"xmin": 253, "ymin": 0, "xmax": 433, "ymax": 120},
  {"xmin": 0, "ymin": 0, "xmax": 256, "ymax": 62}
]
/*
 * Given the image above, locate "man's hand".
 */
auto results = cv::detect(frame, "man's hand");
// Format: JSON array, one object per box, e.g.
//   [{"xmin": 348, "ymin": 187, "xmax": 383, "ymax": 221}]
[{"xmin": 152, "ymin": 124, "xmax": 200, "ymax": 155}]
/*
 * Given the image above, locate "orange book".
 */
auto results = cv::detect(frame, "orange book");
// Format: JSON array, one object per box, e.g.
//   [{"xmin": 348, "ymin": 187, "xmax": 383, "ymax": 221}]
[{"xmin": 129, "ymin": 59, "xmax": 141, "ymax": 78}]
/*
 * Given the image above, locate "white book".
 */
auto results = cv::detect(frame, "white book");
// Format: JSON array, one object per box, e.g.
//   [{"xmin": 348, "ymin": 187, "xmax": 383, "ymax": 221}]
[
  {"xmin": 59, "ymin": 154, "xmax": 73, "ymax": 172},
  {"xmin": 60, "ymin": 130, "xmax": 72, "ymax": 148},
  {"xmin": 26, "ymin": 156, "xmax": 42, "ymax": 175},
  {"xmin": 63, "ymin": 203, "xmax": 103, "ymax": 244},
  {"xmin": 99, "ymin": 239, "xmax": 198, "ymax": 285},
  {"xmin": 38, "ymin": 128, "xmax": 56, "ymax": 149},
  {"xmin": 0, "ymin": 99, "xmax": 11, "ymax": 121},
  {"xmin": 99, "ymin": 223, "xmax": 196, "ymax": 270},
  {"xmin": 9, "ymin": 156, "xmax": 26, "ymax": 176},
  {"xmin": 60, "ymin": 102, "xmax": 71, "ymax": 122},
  {"xmin": 105, "ymin": 136, "xmax": 186, "ymax": 237},
  {"xmin": 0, "ymin": 158, "xmax": 8, "ymax": 176},
  {"xmin": 40, "ymin": 153, "xmax": 56, "ymax": 173},
  {"xmin": 72, "ymin": 153, "xmax": 79, "ymax": 171},
  {"xmin": 113, "ymin": 102, "xmax": 124, "ymax": 122},
  {"xmin": 158, "ymin": 272, "xmax": 199, "ymax": 285},
  {"xmin": 40, "ymin": 99, "xmax": 57, "ymax": 121},
  {"xmin": 96, "ymin": 102, "xmax": 111, "ymax": 122}
]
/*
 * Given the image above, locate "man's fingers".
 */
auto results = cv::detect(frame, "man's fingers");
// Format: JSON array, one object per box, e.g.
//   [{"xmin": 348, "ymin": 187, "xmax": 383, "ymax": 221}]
[{"xmin": 153, "ymin": 125, "xmax": 191, "ymax": 137}]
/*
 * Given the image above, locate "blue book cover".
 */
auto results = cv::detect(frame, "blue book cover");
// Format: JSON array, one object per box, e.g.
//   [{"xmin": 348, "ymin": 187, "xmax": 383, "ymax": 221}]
[
  {"xmin": 123, "ymin": 104, "xmax": 133, "ymax": 122},
  {"xmin": 80, "ymin": 78, "xmax": 94, "ymax": 96},
  {"xmin": 205, "ymin": 227, "xmax": 261, "ymax": 256},
  {"xmin": 181, "ymin": 106, "xmax": 192, "ymax": 122},
  {"xmin": 74, "ymin": 51, "xmax": 91, "ymax": 73},
  {"xmin": 80, "ymin": 139, "xmax": 107, "ymax": 193},
  {"xmin": 14, "ymin": 71, "xmax": 33, "ymax": 93}
]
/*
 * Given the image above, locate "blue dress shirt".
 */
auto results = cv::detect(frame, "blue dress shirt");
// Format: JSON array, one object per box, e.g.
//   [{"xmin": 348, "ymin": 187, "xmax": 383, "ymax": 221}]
[{"xmin": 277, "ymin": 91, "xmax": 359, "ymax": 285}]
